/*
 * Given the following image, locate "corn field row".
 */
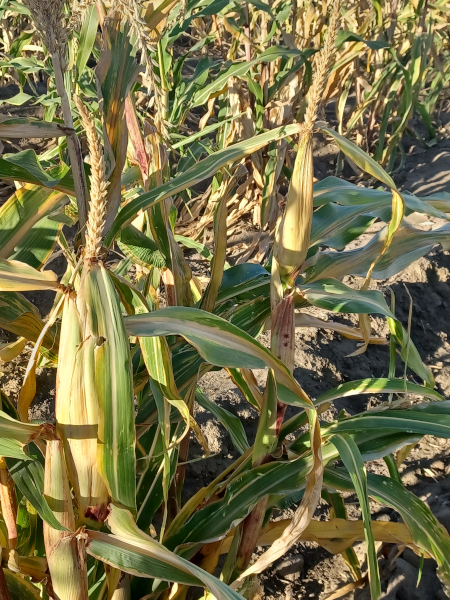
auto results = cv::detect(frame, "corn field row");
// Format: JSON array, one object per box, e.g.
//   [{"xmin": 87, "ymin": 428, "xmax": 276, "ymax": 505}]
[{"xmin": 0, "ymin": 0, "xmax": 448, "ymax": 599}]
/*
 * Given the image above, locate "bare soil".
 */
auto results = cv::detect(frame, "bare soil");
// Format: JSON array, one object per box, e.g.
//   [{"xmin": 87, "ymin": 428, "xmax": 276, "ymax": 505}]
[{"xmin": 1, "ymin": 92, "xmax": 450, "ymax": 599}]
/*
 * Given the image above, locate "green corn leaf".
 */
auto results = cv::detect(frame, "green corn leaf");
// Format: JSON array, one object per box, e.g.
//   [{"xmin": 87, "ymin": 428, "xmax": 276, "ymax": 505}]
[
  {"xmin": 175, "ymin": 235, "xmax": 215, "ymax": 263},
  {"xmin": 86, "ymin": 505, "xmax": 246, "ymax": 600},
  {"xmin": 299, "ymin": 278, "xmax": 395, "ymax": 316},
  {"xmin": 196, "ymin": 388, "xmax": 249, "ymax": 455},
  {"xmin": 356, "ymin": 432, "xmax": 421, "ymax": 462},
  {"xmin": 320, "ymin": 128, "xmax": 397, "ymax": 189},
  {"xmin": 316, "ymin": 378, "xmax": 444, "ymax": 406},
  {"xmin": 104, "ymin": 123, "xmax": 302, "ymax": 245},
  {"xmin": 0, "ymin": 149, "xmax": 75, "ymax": 194},
  {"xmin": 117, "ymin": 225, "xmax": 166, "ymax": 269},
  {"xmin": 96, "ymin": 13, "xmax": 141, "ymax": 231},
  {"xmin": 314, "ymin": 177, "xmax": 448, "ymax": 220},
  {"xmin": 324, "ymin": 467, "xmax": 450, "ymax": 590},
  {"xmin": 166, "ymin": 444, "xmax": 339, "ymax": 548},
  {"xmin": 298, "ymin": 279, "xmax": 433, "ymax": 385},
  {"xmin": 303, "ymin": 223, "xmax": 450, "ymax": 284},
  {"xmin": 336, "ymin": 30, "xmax": 390, "ymax": 50},
  {"xmin": 6, "ymin": 453, "xmax": 67, "ymax": 531},
  {"xmin": 0, "ymin": 438, "xmax": 30, "ymax": 460},
  {"xmin": 326, "ymin": 409, "xmax": 450, "ymax": 439},
  {"xmin": 124, "ymin": 306, "xmax": 314, "ymax": 410},
  {"xmin": 76, "ymin": 3, "xmax": 99, "ymax": 79},
  {"xmin": 216, "ymin": 263, "xmax": 270, "ymax": 304},
  {"xmin": 0, "ymin": 410, "xmax": 41, "ymax": 444},
  {"xmin": 253, "ymin": 370, "xmax": 277, "ymax": 465},
  {"xmin": 191, "ymin": 46, "xmax": 306, "ymax": 107},
  {"xmin": 9, "ymin": 215, "xmax": 63, "ymax": 270},
  {"xmin": 331, "ymin": 434, "xmax": 381, "ymax": 599},
  {"xmin": 318, "ymin": 128, "xmax": 405, "ymax": 283},
  {"xmin": 0, "ymin": 168, "xmax": 67, "ymax": 259}
]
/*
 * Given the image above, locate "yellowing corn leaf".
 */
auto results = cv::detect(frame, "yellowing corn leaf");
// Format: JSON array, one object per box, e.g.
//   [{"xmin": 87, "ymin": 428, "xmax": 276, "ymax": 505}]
[
  {"xmin": 0, "ymin": 259, "xmax": 59, "ymax": 292},
  {"xmin": 0, "ymin": 185, "xmax": 66, "ymax": 260}
]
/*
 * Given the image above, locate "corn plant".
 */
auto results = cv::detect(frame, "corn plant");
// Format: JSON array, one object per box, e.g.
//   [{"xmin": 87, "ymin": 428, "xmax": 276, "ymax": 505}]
[{"xmin": 1, "ymin": 2, "xmax": 450, "ymax": 600}]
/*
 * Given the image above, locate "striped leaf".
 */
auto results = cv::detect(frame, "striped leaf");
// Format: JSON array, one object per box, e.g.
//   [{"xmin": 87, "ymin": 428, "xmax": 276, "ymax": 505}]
[
  {"xmin": 316, "ymin": 378, "xmax": 444, "ymax": 406},
  {"xmin": 303, "ymin": 223, "xmax": 450, "ymax": 284},
  {"xmin": 86, "ymin": 505, "xmax": 245, "ymax": 600},
  {"xmin": 0, "ymin": 185, "xmax": 66, "ymax": 260},
  {"xmin": 0, "ymin": 259, "xmax": 58, "ymax": 292},
  {"xmin": 0, "ymin": 410, "xmax": 41, "ymax": 445},
  {"xmin": 124, "ymin": 306, "xmax": 314, "ymax": 410},
  {"xmin": 6, "ymin": 452, "xmax": 67, "ymax": 530},
  {"xmin": 4, "ymin": 570, "xmax": 41, "ymax": 599},
  {"xmin": 298, "ymin": 279, "xmax": 433, "ymax": 385},
  {"xmin": 78, "ymin": 264, "xmax": 136, "ymax": 512},
  {"xmin": 326, "ymin": 409, "xmax": 450, "ymax": 439},
  {"xmin": 196, "ymin": 389, "xmax": 249, "ymax": 455}
]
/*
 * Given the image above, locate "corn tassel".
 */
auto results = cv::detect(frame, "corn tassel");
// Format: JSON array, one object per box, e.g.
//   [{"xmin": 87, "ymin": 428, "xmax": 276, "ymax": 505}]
[
  {"xmin": 56, "ymin": 293, "xmax": 109, "ymax": 524},
  {"xmin": 44, "ymin": 438, "xmax": 89, "ymax": 600}
]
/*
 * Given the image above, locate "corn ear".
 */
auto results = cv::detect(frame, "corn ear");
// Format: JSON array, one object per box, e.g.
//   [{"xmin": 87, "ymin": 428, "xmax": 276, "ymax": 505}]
[
  {"xmin": 274, "ymin": 132, "xmax": 314, "ymax": 282},
  {"xmin": 44, "ymin": 438, "xmax": 89, "ymax": 600},
  {"xmin": 78, "ymin": 263, "xmax": 136, "ymax": 512},
  {"xmin": 56, "ymin": 293, "xmax": 110, "ymax": 524}
]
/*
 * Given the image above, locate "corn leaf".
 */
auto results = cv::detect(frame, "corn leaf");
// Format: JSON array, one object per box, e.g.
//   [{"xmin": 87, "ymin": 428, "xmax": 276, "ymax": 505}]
[
  {"xmin": 0, "ymin": 174, "xmax": 64, "ymax": 260},
  {"xmin": 0, "ymin": 258, "xmax": 58, "ymax": 292},
  {"xmin": 9, "ymin": 215, "xmax": 63, "ymax": 270},
  {"xmin": 0, "ymin": 410, "xmax": 40, "ymax": 444},
  {"xmin": 191, "ymin": 46, "xmax": 307, "ymax": 107},
  {"xmin": 76, "ymin": 3, "xmax": 98, "ymax": 80},
  {"xmin": 331, "ymin": 434, "xmax": 381, "ymax": 599},
  {"xmin": 0, "ymin": 116, "xmax": 66, "ymax": 139},
  {"xmin": 298, "ymin": 279, "xmax": 433, "ymax": 385},
  {"xmin": 6, "ymin": 453, "xmax": 67, "ymax": 531},
  {"xmin": 324, "ymin": 467, "xmax": 450, "ymax": 590},
  {"xmin": 326, "ymin": 409, "xmax": 450, "ymax": 439},
  {"xmin": 86, "ymin": 505, "xmax": 245, "ymax": 600},
  {"xmin": 166, "ymin": 444, "xmax": 339, "ymax": 549},
  {"xmin": 316, "ymin": 378, "xmax": 444, "ymax": 406},
  {"xmin": 0, "ymin": 292, "xmax": 58, "ymax": 351},
  {"xmin": 117, "ymin": 225, "xmax": 166, "ymax": 269},
  {"xmin": 124, "ymin": 306, "xmax": 314, "ymax": 410},
  {"xmin": 303, "ymin": 223, "xmax": 450, "ymax": 283},
  {"xmin": 96, "ymin": 13, "xmax": 141, "ymax": 231},
  {"xmin": 4, "ymin": 569, "xmax": 41, "ymax": 599},
  {"xmin": 314, "ymin": 177, "xmax": 448, "ymax": 220},
  {"xmin": 196, "ymin": 388, "xmax": 250, "ymax": 455}
]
